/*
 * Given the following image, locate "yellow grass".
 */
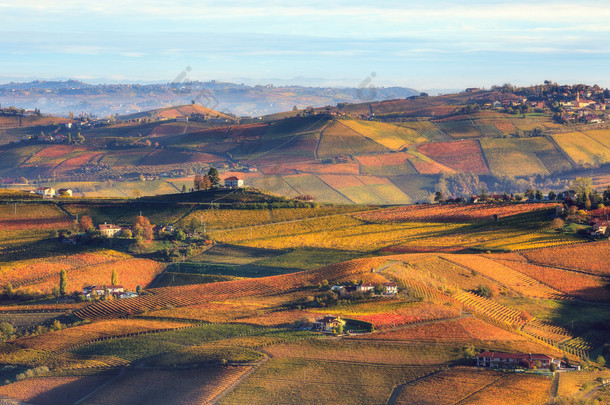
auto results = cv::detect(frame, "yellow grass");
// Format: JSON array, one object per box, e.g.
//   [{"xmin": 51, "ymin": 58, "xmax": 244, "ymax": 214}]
[
  {"xmin": 340, "ymin": 120, "xmax": 427, "ymax": 149},
  {"xmin": 553, "ymin": 131, "xmax": 610, "ymax": 166}
]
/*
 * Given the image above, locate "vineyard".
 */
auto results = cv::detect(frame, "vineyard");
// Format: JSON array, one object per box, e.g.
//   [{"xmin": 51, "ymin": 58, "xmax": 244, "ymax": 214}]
[
  {"xmin": 520, "ymin": 241, "xmax": 610, "ymax": 276},
  {"xmin": 453, "ymin": 291, "xmax": 527, "ymax": 328},
  {"xmin": 354, "ymin": 203, "xmax": 558, "ymax": 223},
  {"xmin": 416, "ymin": 139, "xmax": 490, "ymax": 174},
  {"xmin": 355, "ymin": 317, "xmax": 524, "ymax": 343},
  {"xmin": 0, "ymin": 250, "xmax": 164, "ymax": 294}
]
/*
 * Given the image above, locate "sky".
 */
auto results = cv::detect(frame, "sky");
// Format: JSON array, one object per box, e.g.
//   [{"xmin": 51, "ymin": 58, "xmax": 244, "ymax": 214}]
[{"xmin": 1, "ymin": 0, "xmax": 610, "ymax": 90}]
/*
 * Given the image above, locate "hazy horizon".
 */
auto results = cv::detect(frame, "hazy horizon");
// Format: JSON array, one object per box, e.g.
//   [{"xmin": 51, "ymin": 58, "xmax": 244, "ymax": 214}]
[{"xmin": 2, "ymin": 1, "xmax": 610, "ymax": 90}]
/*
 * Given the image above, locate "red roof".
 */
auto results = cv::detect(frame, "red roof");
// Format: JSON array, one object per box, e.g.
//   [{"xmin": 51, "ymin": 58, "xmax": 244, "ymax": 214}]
[
  {"xmin": 478, "ymin": 351, "xmax": 553, "ymax": 360},
  {"xmin": 225, "ymin": 176, "xmax": 241, "ymax": 181}
]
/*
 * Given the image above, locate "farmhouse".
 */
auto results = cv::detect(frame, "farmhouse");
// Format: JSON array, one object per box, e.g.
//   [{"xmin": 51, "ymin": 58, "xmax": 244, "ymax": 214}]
[
  {"xmin": 589, "ymin": 220, "xmax": 608, "ymax": 236},
  {"xmin": 98, "ymin": 222, "xmax": 123, "ymax": 237},
  {"xmin": 57, "ymin": 188, "xmax": 73, "ymax": 197},
  {"xmin": 35, "ymin": 187, "xmax": 55, "ymax": 197},
  {"xmin": 83, "ymin": 285, "xmax": 124, "ymax": 298},
  {"xmin": 357, "ymin": 283, "xmax": 376, "ymax": 293},
  {"xmin": 312, "ymin": 315, "xmax": 346, "ymax": 333},
  {"xmin": 382, "ymin": 282, "xmax": 398, "ymax": 295},
  {"xmin": 476, "ymin": 352, "xmax": 559, "ymax": 370},
  {"xmin": 224, "ymin": 176, "xmax": 244, "ymax": 188}
]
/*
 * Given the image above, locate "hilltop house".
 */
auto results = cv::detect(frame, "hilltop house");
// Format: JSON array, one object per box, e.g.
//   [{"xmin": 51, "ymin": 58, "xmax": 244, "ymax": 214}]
[
  {"xmin": 312, "ymin": 315, "xmax": 346, "ymax": 333},
  {"xmin": 476, "ymin": 352, "xmax": 559, "ymax": 370},
  {"xmin": 224, "ymin": 176, "xmax": 244, "ymax": 188},
  {"xmin": 98, "ymin": 222, "xmax": 123, "ymax": 238}
]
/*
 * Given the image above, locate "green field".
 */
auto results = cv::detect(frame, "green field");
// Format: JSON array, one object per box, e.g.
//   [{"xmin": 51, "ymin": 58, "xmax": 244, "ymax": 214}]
[{"xmin": 436, "ymin": 120, "xmax": 483, "ymax": 139}]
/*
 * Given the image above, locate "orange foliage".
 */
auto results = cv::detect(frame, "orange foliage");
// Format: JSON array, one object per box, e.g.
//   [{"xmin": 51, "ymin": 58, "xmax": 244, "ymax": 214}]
[
  {"xmin": 351, "ymin": 303, "xmax": 460, "ymax": 330},
  {"xmin": 355, "ymin": 203, "xmax": 558, "ymax": 223},
  {"xmin": 493, "ymin": 259, "xmax": 610, "ymax": 301},
  {"xmin": 15, "ymin": 319, "xmax": 187, "ymax": 351},
  {"xmin": 521, "ymin": 241, "xmax": 610, "ymax": 276},
  {"xmin": 355, "ymin": 317, "xmax": 523, "ymax": 342}
]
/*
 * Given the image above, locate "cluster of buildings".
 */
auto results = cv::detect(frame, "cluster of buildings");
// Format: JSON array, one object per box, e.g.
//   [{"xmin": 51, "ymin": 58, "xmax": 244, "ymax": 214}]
[
  {"xmin": 589, "ymin": 218, "xmax": 609, "ymax": 236},
  {"xmin": 330, "ymin": 282, "xmax": 398, "ymax": 297},
  {"xmin": 476, "ymin": 352, "xmax": 562, "ymax": 370},
  {"xmin": 97, "ymin": 222, "xmax": 174, "ymax": 238},
  {"xmin": 82, "ymin": 285, "xmax": 138, "ymax": 299},
  {"xmin": 33, "ymin": 187, "xmax": 72, "ymax": 198}
]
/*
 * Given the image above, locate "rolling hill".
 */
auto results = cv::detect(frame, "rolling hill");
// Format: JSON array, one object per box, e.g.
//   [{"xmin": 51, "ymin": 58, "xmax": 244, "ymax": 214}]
[{"xmin": 2, "ymin": 87, "xmax": 610, "ymax": 203}]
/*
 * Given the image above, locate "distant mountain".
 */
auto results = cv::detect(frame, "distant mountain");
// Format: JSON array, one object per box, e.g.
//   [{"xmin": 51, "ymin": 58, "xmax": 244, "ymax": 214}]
[{"xmin": 0, "ymin": 80, "xmax": 420, "ymax": 118}]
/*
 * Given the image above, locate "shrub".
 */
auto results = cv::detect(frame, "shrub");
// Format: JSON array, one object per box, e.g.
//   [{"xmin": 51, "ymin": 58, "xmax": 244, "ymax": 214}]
[{"xmin": 550, "ymin": 218, "xmax": 565, "ymax": 229}]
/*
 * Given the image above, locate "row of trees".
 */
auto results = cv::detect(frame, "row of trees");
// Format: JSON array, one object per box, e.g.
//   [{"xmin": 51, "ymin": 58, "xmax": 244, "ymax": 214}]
[
  {"xmin": 76, "ymin": 215, "xmax": 154, "ymax": 243},
  {"xmin": 193, "ymin": 167, "xmax": 220, "ymax": 191}
]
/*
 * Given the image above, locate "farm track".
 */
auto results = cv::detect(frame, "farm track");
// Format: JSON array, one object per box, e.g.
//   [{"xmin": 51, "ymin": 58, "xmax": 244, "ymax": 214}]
[
  {"xmin": 72, "ymin": 367, "xmax": 127, "ymax": 405},
  {"xmin": 387, "ymin": 368, "xmax": 447, "ymax": 405},
  {"xmin": 313, "ymin": 122, "xmax": 332, "ymax": 160},
  {"xmin": 209, "ymin": 361, "xmax": 267, "ymax": 405},
  {"xmin": 453, "ymin": 375, "xmax": 507, "ymax": 405},
  {"xmin": 316, "ymin": 175, "xmax": 357, "ymax": 204},
  {"xmin": 546, "ymin": 135, "xmax": 578, "ymax": 168},
  {"xmin": 548, "ymin": 372, "xmax": 559, "ymax": 404},
  {"xmin": 476, "ymin": 138, "xmax": 493, "ymax": 174}
]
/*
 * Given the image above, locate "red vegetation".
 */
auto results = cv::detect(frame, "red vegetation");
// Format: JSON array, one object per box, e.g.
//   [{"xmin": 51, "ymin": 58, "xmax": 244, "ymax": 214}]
[{"xmin": 417, "ymin": 140, "xmax": 490, "ymax": 174}]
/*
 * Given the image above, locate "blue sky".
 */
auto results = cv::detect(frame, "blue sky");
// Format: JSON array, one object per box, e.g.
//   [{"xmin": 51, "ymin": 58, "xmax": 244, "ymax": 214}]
[{"xmin": 1, "ymin": 0, "xmax": 609, "ymax": 90}]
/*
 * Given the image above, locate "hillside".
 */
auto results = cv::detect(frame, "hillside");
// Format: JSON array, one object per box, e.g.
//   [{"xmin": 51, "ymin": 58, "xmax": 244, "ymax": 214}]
[
  {"xmin": 2, "ymin": 85, "xmax": 610, "ymax": 203},
  {"xmin": 119, "ymin": 104, "xmax": 234, "ymax": 121},
  {"xmin": 0, "ymin": 196, "xmax": 607, "ymax": 404}
]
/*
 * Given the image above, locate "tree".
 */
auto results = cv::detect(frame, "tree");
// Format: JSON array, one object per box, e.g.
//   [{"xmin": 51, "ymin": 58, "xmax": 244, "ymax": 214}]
[
  {"xmin": 572, "ymin": 177, "xmax": 593, "ymax": 198},
  {"xmin": 111, "ymin": 269, "xmax": 119, "ymax": 286},
  {"xmin": 535, "ymin": 190, "xmax": 544, "ymax": 201},
  {"xmin": 548, "ymin": 191, "xmax": 557, "ymax": 201},
  {"xmin": 75, "ymin": 132, "xmax": 85, "ymax": 144},
  {"xmin": 550, "ymin": 218, "xmax": 565, "ymax": 229},
  {"xmin": 596, "ymin": 355, "xmax": 606, "ymax": 368},
  {"xmin": 78, "ymin": 215, "xmax": 94, "ymax": 232},
  {"xmin": 550, "ymin": 363, "xmax": 557, "ymax": 372},
  {"xmin": 524, "ymin": 189, "xmax": 536, "ymax": 200},
  {"xmin": 181, "ymin": 184, "xmax": 187, "ymax": 193},
  {"xmin": 463, "ymin": 345, "xmax": 477, "ymax": 359},
  {"xmin": 59, "ymin": 269, "xmax": 67, "ymax": 296},
  {"xmin": 434, "ymin": 191, "xmax": 445, "ymax": 202},
  {"xmin": 0, "ymin": 322, "xmax": 14, "ymax": 338},
  {"xmin": 208, "ymin": 167, "xmax": 220, "ymax": 186},
  {"xmin": 136, "ymin": 285, "xmax": 143, "ymax": 294},
  {"xmin": 133, "ymin": 215, "xmax": 154, "ymax": 241}
]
